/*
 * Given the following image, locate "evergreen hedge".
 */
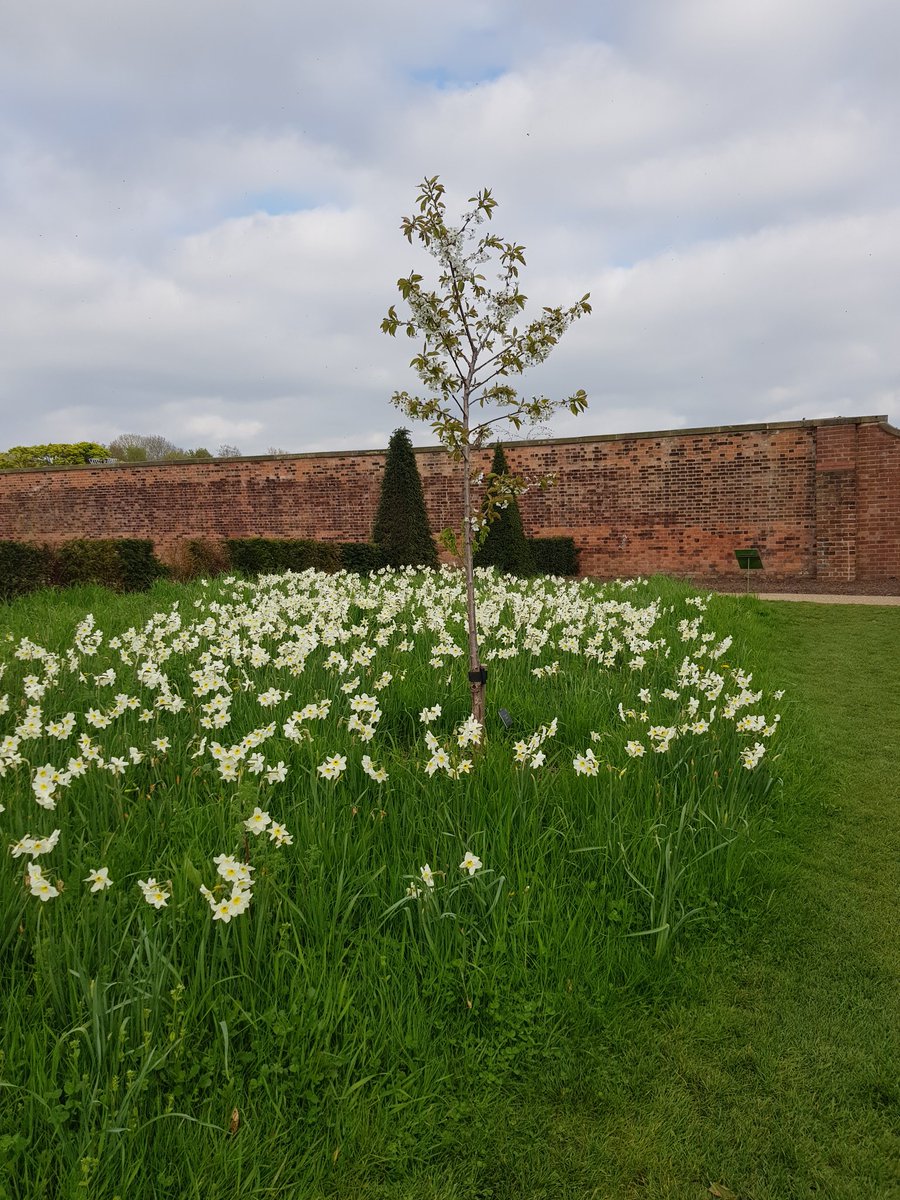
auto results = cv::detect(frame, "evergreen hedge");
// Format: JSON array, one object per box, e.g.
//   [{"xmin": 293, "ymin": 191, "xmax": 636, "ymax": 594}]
[
  {"xmin": 55, "ymin": 539, "xmax": 166, "ymax": 591},
  {"xmin": 474, "ymin": 444, "xmax": 534, "ymax": 576},
  {"xmin": 225, "ymin": 538, "xmax": 382, "ymax": 577},
  {"xmin": 225, "ymin": 538, "xmax": 342, "ymax": 576},
  {"xmin": 0, "ymin": 538, "xmax": 167, "ymax": 600},
  {"xmin": 372, "ymin": 429, "xmax": 438, "ymax": 569},
  {"xmin": 528, "ymin": 537, "xmax": 579, "ymax": 576},
  {"xmin": 114, "ymin": 539, "xmax": 167, "ymax": 591},
  {"xmin": 0, "ymin": 542, "xmax": 53, "ymax": 600},
  {"xmin": 338, "ymin": 543, "xmax": 383, "ymax": 574},
  {"xmin": 0, "ymin": 531, "xmax": 578, "ymax": 603},
  {"xmin": 55, "ymin": 539, "xmax": 121, "ymax": 588}
]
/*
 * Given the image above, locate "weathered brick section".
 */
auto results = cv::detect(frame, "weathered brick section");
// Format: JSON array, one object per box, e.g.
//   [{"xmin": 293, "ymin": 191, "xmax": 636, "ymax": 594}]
[
  {"xmin": 0, "ymin": 415, "xmax": 897, "ymax": 585},
  {"xmin": 856, "ymin": 421, "xmax": 900, "ymax": 582},
  {"xmin": 506, "ymin": 425, "xmax": 818, "ymax": 579},
  {"xmin": 815, "ymin": 424, "xmax": 858, "ymax": 582}
]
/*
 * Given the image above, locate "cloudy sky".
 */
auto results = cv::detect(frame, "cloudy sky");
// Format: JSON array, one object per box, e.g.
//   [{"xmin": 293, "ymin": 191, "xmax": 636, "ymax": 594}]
[{"xmin": 1, "ymin": 0, "xmax": 898, "ymax": 455}]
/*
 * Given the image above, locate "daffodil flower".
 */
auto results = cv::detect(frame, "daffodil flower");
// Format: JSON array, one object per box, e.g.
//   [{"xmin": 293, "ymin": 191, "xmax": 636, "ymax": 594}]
[{"xmin": 459, "ymin": 852, "xmax": 482, "ymax": 876}]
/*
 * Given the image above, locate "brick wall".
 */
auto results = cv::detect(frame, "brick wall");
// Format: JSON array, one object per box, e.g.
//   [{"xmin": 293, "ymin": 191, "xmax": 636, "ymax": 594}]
[
  {"xmin": 0, "ymin": 415, "xmax": 897, "ymax": 585},
  {"xmin": 855, "ymin": 421, "xmax": 900, "ymax": 582}
]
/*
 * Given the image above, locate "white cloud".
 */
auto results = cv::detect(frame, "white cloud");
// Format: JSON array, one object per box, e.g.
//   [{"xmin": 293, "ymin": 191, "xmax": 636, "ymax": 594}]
[{"xmin": 0, "ymin": 0, "xmax": 897, "ymax": 453}]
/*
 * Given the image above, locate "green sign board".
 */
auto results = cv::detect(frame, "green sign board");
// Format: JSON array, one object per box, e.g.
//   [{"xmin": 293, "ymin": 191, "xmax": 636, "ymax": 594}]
[{"xmin": 734, "ymin": 547, "xmax": 763, "ymax": 570}]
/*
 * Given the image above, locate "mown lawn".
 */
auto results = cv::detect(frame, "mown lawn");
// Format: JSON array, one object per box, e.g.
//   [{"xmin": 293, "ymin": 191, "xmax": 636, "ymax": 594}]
[{"xmin": 0, "ymin": 580, "xmax": 897, "ymax": 1199}]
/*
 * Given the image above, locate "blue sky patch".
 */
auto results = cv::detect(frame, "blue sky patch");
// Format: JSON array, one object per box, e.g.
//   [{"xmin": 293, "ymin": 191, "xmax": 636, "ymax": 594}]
[{"xmin": 409, "ymin": 64, "xmax": 505, "ymax": 90}]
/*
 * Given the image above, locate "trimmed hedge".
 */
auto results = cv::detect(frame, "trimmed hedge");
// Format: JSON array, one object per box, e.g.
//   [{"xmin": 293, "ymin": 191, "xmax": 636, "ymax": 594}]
[
  {"xmin": 0, "ymin": 542, "xmax": 53, "ymax": 600},
  {"xmin": 372, "ymin": 428, "xmax": 439, "ymax": 569},
  {"xmin": 225, "ymin": 538, "xmax": 383, "ymax": 577},
  {"xmin": 55, "ymin": 538, "xmax": 166, "ymax": 591},
  {"xmin": 338, "ymin": 543, "xmax": 383, "ymax": 574},
  {"xmin": 116, "ymin": 539, "xmax": 167, "ymax": 591},
  {"xmin": 0, "ymin": 538, "xmax": 166, "ymax": 601},
  {"xmin": 225, "ymin": 538, "xmax": 342, "ymax": 576},
  {"xmin": 474, "ymin": 444, "xmax": 534, "ymax": 577},
  {"xmin": 528, "ymin": 537, "xmax": 579, "ymax": 576},
  {"xmin": 55, "ymin": 539, "xmax": 122, "ymax": 589},
  {"xmin": 170, "ymin": 538, "xmax": 231, "ymax": 582},
  {"xmin": 226, "ymin": 536, "xmax": 578, "ymax": 578},
  {"xmin": 0, "ymin": 533, "xmax": 575, "ymax": 601}
]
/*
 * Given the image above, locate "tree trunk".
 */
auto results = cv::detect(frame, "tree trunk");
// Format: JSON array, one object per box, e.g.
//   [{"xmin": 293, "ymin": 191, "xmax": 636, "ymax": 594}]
[{"xmin": 460, "ymin": 443, "xmax": 486, "ymax": 725}]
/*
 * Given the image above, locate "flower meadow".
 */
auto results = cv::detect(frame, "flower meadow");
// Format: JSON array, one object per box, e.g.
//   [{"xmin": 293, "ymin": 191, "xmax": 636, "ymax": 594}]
[{"xmin": 0, "ymin": 568, "xmax": 785, "ymax": 1196}]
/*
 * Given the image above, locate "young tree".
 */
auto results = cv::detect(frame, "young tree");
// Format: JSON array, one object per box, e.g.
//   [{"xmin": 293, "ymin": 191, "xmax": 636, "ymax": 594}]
[
  {"xmin": 474, "ymin": 443, "xmax": 533, "ymax": 576},
  {"xmin": 381, "ymin": 176, "xmax": 591, "ymax": 722},
  {"xmin": 372, "ymin": 427, "xmax": 439, "ymax": 569}
]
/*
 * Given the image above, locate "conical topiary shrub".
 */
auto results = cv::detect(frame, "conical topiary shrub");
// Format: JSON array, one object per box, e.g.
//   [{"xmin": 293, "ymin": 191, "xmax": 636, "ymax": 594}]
[
  {"xmin": 372, "ymin": 428, "xmax": 439, "ymax": 569},
  {"xmin": 474, "ymin": 443, "xmax": 533, "ymax": 576}
]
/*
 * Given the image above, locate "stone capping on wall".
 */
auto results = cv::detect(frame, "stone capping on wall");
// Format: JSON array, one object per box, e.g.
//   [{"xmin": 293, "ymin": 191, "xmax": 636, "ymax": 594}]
[{"xmin": 0, "ymin": 413, "xmax": 895, "ymax": 474}]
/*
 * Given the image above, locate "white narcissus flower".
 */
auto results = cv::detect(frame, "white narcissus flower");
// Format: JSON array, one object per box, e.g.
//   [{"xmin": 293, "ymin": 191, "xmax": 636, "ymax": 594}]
[
  {"xmin": 28, "ymin": 864, "xmax": 59, "ymax": 902},
  {"xmin": 419, "ymin": 864, "xmax": 436, "ymax": 889},
  {"xmin": 317, "ymin": 755, "xmax": 346, "ymax": 780},
  {"xmin": 573, "ymin": 749, "xmax": 599, "ymax": 776},
  {"xmin": 32, "ymin": 781, "xmax": 57, "ymax": 810},
  {"xmin": 243, "ymin": 807, "xmax": 271, "ymax": 835},
  {"xmin": 227, "ymin": 886, "xmax": 252, "ymax": 917},
  {"xmin": 27, "ymin": 830, "xmax": 61, "ymax": 856},
  {"xmin": 740, "ymin": 742, "xmax": 766, "ymax": 770},
  {"xmin": 459, "ymin": 851, "xmax": 482, "ymax": 876},
  {"xmin": 361, "ymin": 755, "xmax": 388, "ymax": 783},
  {"xmin": 214, "ymin": 855, "xmax": 254, "ymax": 885},
  {"xmin": 138, "ymin": 878, "xmax": 170, "ymax": 909},
  {"xmin": 84, "ymin": 867, "xmax": 112, "ymax": 892},
  {"xmin": 266, "ymin": 761, "xmax": 287, "ymax": 784},
  {"xmin": 269, "ymin": 822, "xmax": 293, "ymax": 847}
]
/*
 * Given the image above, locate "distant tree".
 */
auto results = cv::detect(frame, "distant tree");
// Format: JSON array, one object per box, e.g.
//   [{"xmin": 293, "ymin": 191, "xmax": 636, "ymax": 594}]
[
  {"xmin": 107, "ymin": 434, "xmax": 215, "ymax": 462},
  {"xmin": 108, "ymin": 443, "xmax": 148, "ymax": 462},
  {"xmin": 217, "ymin": 443, "xmax": 242, "ymax": 458},
  {"xmin": 0, "ymin": 442, "xmax": 109, "ymax": 469},
  {"xmin": 372, "ymin": 428, "xmax": 439, "ymax": 569},
  {"xmin": 474, "ymin": 443, "xmax": 533, "ymax": 576},
  {"xmin": 108, "ymin": 433, "xmax": 180, "ymax": 461},
  {"xmin": 160, "ymin": 447, "xmax": 214, "ymax": 461}
]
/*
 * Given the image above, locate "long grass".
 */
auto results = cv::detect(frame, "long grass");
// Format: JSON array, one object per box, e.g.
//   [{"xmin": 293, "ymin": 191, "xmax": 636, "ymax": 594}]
[{"xmin": 0, "ymin": 570, "xmax": 786, "ymax": 1198}]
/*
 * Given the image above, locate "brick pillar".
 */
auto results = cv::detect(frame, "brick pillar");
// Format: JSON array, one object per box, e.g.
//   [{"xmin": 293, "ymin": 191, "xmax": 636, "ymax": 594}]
[{"xmin": 815, "ymin": 424, "xmax": 858, "ymax": 582}]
